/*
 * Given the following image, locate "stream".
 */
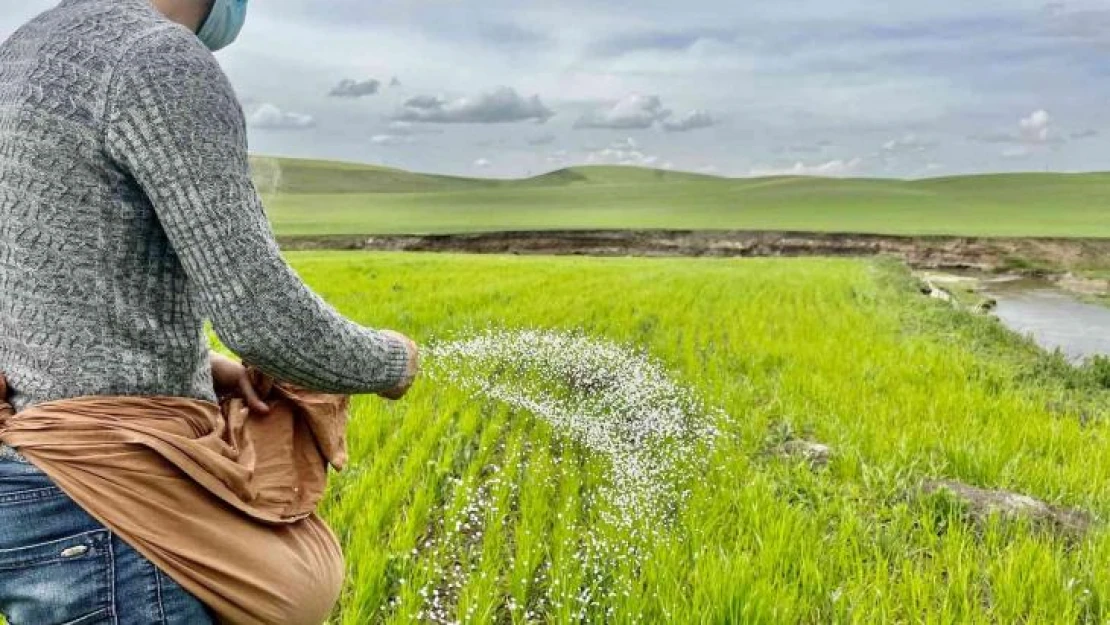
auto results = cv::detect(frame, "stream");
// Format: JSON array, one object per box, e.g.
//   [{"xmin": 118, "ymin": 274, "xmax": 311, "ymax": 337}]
[
  {"xmin": 918, "ymin": 272, "xmax": 1110, "ymax": 362},
  {"xmin": 984, "ymin": 279, "xmax": 1110, "ymax": 362}
]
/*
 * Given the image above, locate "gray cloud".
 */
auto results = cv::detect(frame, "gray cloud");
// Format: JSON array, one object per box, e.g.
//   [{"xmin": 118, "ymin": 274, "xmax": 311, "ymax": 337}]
[
  {"xmin": 662, "ymin": 110, "xmax": 717, "ymax": 132},
  {"xmin": 527, "ymin": 133, "xmax": 557, "ymax": 146},
  {"xmin": 393, "ymin": 87, "xmax": 554, "ymax": 124},
  {"xmin": 247, "ymin": 103, "xmax": 316, "ymax": 130},
  {"xmin": 404, "ymin": 95, "xmax": 443, "ymax": 109},
  {"xmin": 1071, "ymin": 129, "xmax": 1099, "ymax": 140},
  {"xmin": 574, "ymin": 94, "xmax": 672, "ymax": 130},
  {"xmin": 329, "ymin": 78, "xmax": 381, "ymax": 98}
]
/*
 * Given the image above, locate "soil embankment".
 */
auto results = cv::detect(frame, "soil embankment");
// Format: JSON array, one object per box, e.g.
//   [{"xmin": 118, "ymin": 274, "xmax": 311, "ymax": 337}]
[{"xmin": 277, "ymin": 230, "xmax": 1110, "ymax": 274}]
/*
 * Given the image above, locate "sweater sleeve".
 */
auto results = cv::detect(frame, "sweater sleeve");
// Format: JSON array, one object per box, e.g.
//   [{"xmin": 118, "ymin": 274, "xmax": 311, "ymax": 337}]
[{"xmin": 102, "ymin": 26, "xmax": 409, "ymax": 394}]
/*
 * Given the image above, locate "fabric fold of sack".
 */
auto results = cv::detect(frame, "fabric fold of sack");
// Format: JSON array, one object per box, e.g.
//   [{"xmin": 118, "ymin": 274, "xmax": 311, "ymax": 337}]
[{"xmin": 0, "ymin": 365, "xmax": 352, "ymax": 625}]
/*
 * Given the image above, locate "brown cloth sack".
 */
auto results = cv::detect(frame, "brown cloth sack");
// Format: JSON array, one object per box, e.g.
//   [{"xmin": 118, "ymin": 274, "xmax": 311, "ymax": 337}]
[{"xmin": 0, "ymin": 365, "xmax": 354, "ymax": 625}]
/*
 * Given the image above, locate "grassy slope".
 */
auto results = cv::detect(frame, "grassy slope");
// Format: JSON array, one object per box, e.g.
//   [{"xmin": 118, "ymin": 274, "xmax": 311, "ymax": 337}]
[
  {"xmin": 250, "ymin": 156, "xmax": 1110, "ymax": 238},
  {"xmin": 207, "ymin": 252, "xmax": 1109, "ymax": 623}
]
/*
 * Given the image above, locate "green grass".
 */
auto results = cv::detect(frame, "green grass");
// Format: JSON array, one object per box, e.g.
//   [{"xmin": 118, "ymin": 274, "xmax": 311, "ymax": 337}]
[
  {"xmin": 199, "ymin": 251, "xmax": 1110, "ymax": 623},
  {"xmin": 251, "ymin": 156, "xmax": 1110, "ymax": 237}
]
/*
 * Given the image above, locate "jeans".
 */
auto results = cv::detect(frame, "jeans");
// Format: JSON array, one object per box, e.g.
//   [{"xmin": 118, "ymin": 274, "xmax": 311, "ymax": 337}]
[{"xmin": 0, "ymin": 448, "xmax": 215, "ymax": 625}]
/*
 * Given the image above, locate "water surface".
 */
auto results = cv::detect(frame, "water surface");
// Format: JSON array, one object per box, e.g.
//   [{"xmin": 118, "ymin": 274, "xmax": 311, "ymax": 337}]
[{"xmin": 983, "ymin": 280, "xmax": 1110, "ymax": 362}]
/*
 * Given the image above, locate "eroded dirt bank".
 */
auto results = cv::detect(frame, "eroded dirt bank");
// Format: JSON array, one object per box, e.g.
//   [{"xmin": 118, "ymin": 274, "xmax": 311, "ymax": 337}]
[{"xmin": 277, "ymin": 230, "xmax": 1110, "ymax": 273}]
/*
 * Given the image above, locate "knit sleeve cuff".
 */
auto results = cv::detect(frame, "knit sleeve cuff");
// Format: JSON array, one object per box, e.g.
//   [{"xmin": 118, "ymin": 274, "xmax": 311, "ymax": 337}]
[{"xmin": 380, "ymin": 332, "xmax": 413, "ymax": 391}]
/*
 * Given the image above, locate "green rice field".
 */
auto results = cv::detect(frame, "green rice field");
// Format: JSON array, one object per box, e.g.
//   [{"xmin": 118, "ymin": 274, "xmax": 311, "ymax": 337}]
[{"xmin": 207, "ymin": 251, "xmax": 1110, "ymax": 623}]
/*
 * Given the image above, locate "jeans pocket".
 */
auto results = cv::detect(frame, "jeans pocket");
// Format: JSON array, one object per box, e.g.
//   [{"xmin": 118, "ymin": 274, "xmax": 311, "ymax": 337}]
[
  {"xmin": 0, "ymin": 444, "xmax": 31, "ymax": 465},
  {"xmin": 0, "ymin": 454, "xmax": 47, "ymax": 484},
  {"xmin": 0, "ymin": 529, "xmax": 114, "ymax": 625},
  {"xmin": 0, "ymin": 469, "xmax": 59, "ymax": 501}
]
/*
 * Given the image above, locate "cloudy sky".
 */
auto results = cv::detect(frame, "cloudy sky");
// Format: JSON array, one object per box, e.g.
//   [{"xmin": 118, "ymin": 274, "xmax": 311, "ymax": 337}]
[{"xmin": 3, "ymin": 1, "xmax": 1108, "ymax": 178}]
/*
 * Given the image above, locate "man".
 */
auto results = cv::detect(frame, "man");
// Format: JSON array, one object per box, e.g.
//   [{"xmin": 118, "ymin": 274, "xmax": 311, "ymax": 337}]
[{"xmin": 0, "ymin": 0, "xmax": 419, "ymax": 622}]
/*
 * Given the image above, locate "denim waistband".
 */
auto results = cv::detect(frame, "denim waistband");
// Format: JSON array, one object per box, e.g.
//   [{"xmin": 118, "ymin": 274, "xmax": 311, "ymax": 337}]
[{"xmin": 0, "ymin": 443, "xmax": 31, "ymax": 463}]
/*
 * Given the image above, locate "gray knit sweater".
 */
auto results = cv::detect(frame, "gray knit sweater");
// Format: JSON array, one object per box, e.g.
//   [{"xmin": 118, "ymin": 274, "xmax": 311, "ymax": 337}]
[{"xmin": 0, "ymin": 0, "xmax": 409, "ymax": 414}]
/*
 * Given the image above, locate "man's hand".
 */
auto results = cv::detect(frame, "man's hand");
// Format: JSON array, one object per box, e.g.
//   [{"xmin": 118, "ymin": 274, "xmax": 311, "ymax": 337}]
[
  {"xmin": 210, "ymin": 350, "xmax": 271, "ymax": 413},
  {"xmin": 378, "ymin": 330, "xmax": 420, "ymax": 401}
]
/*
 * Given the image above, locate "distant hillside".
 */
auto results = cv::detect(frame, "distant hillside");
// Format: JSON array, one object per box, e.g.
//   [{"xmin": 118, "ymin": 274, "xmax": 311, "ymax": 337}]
[
  {"xmin": 248, "ymin": 156, "xmax": 726, "ymax": 194},
  {"xmin": 248, "ymin": 156, "xmax": 499, "ymax": 194},
  {"xmin": 248, "ymin": 156, "xmax": 1110, "ymax": 238}
]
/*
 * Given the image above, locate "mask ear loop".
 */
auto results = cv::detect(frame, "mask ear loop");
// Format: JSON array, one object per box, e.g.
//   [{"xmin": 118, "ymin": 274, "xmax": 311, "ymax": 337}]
[{"xmin": 196, "ymin": 0, "xmax": 217, "ymax": 35}]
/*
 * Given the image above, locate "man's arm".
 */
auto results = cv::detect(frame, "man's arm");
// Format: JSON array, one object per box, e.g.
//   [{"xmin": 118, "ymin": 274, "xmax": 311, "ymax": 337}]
[{"xmin": 104, "ymin": 26, "xmax": 412, "ymax": 395}]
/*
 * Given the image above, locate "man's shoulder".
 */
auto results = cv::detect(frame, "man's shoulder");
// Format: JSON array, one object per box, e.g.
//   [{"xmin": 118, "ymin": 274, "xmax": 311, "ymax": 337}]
[
  {"xmin": 102, "ymin": 14, "xmax": 241, "ymax": 127},
  {"xmin": 13, "ymin": 0, "xmax": 221, "ymax": 77},
  {"xmin": 20, "ymin": 0, "xmax": 198, "ymax": 54},
  {"xmin": 116, "ymin": 21, "xmax": 218, "ymax": 70},
  {"xmin": 108, "ymin": 21, "xmax": 230, "ymax": 98}
]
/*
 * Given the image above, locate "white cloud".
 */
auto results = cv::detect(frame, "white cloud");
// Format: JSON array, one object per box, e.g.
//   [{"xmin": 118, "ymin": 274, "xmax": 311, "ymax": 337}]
[
  {"xmin": 393, "ymin": 87, "xmax": 554, "ymax": 124},
  {"xmin": 1019, "ymin": 109, "xmax": 1051, "ymax": 143},
  {"xmin": 574, "ymin": 94, "xmax": 672, "ymax": 130},
  {"xmin": 370, "ymin": 134, "xmax": 413, "ymax": 146},
  {"xmin": 882, "ymin": 133, "xmax": 935, "ymax": 154},
  {"xmin": 584, "ymin": 137, "xmax": 664, "ymax": 166},
  {"xmin": 662, "ymin": 109, "xmax": 717, "ymax": 132},
  {"xmin": 247, "ymin": 103, "xmax": 316, "ymax": 130},
  {"xmin": 1001, "ymin": 146, "xmax": 1031, "ymax": 159},
  {"xmin": 748, "ymin": 157, "xmax": 863, "ymax": 177},
  {"xmin": 575, "ymin": 96, "xmax": 714, "ymax": 133},
  {"xmin": 969, "ymin": 110, "xmax": 1061, "ymax": 148},
  {"xmin": 473, "ymin": 157, "xmax": 493, "ymax": 168}
]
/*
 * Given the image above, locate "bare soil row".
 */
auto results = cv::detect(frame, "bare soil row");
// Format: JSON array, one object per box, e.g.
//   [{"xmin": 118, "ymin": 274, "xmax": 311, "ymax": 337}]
[{"xmin": 278, "ymin": 230, "xmax": 1110, "ymax": 274}]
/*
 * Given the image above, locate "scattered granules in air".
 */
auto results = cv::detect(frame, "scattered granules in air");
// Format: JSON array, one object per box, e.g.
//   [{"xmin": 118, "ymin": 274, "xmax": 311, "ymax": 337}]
[
  {"xmin": 425, "ymin": 327, "xmax": 723, "ymax": 532},
  {"xmin": 399, "ymin": 328, "xmax": 726, "ymax": 622}
]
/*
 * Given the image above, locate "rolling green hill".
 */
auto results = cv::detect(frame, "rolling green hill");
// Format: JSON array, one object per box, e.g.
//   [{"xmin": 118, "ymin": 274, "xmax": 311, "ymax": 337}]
[{"xmin": 248, "ymin": 156, "xmax": 1110, "ymax": 238}]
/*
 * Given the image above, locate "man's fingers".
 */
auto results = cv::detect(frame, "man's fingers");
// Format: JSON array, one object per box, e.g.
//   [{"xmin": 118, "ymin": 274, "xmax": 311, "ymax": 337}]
[{"xmin": 240, "ymin": 377, "xmax": 270, "ymax": 413}]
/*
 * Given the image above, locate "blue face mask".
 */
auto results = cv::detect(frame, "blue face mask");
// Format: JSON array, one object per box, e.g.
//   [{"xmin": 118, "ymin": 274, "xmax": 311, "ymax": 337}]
[{"xmin": 196, "ymin": 0, "xmax": 249, "ymax": 52}]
